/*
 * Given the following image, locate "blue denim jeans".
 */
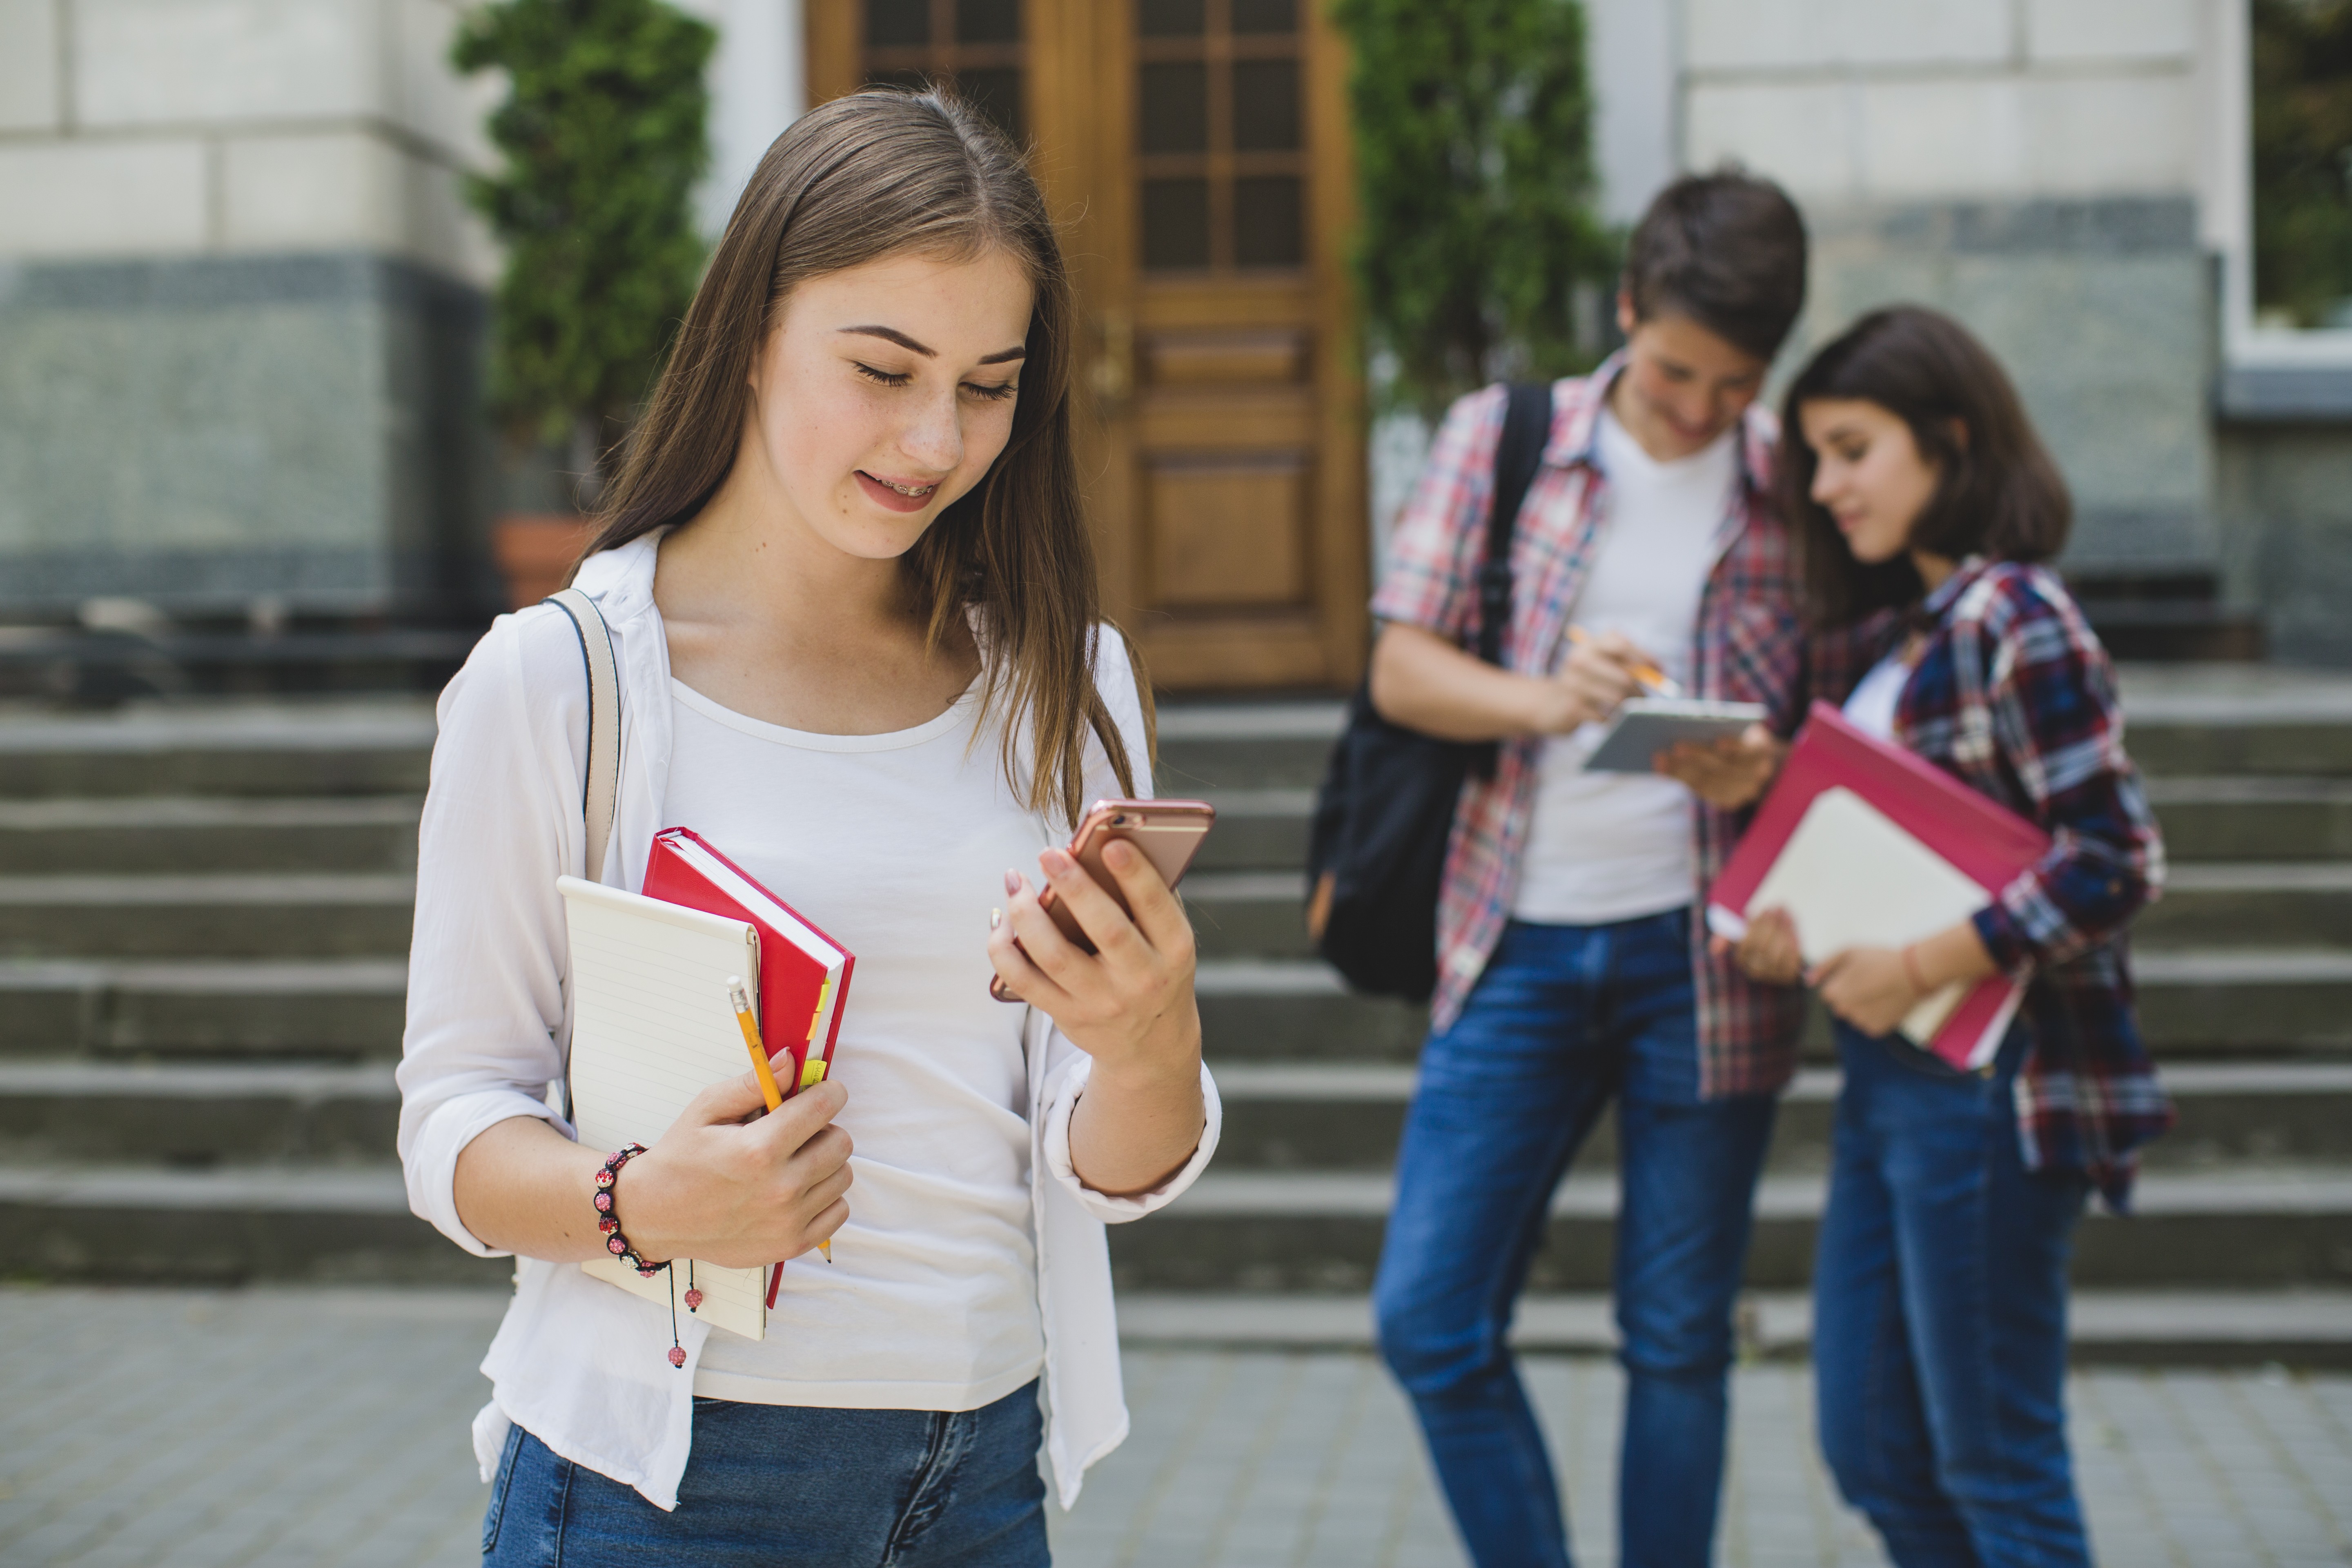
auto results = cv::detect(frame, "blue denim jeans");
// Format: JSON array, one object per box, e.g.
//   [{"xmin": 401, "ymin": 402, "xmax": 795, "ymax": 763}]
[
  {"xmin": 1373, "ymin": 912, "xmax": 1778, "ymax": 1568},
  {"xmin": 1814, "ymin": 1024, "xmax": 2092, "ymax": 1568},
  {"xmin": 480, "ymin": 1382, "xmax": 1049, "ymax": 1566}
]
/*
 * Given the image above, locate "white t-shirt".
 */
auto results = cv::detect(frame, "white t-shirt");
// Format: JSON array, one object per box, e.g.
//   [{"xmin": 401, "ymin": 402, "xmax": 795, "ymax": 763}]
[
  {"xmin": 1511, "ymin": 406, "xmax": 1739, "ymax": 924},
  {"xmin": 663, "ymin": 675, "xmax": 1051, "ymax": 1412},
  {"xmin": 1843, "ymin": 651, "xmax": 1911, "ymax": 741}
]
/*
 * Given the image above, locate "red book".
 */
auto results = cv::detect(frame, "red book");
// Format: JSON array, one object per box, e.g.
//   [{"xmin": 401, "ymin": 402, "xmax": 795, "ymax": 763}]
[
  {"xmin": 1707, "ymin": 702, "xmax": 2049, "ymax": 1070},
  {"xmin": 642, "ymin": 827, "xmax": 854, "ymax": 1097},
  {"xmin": 642, "ymin": 828, "xmax": 855, "ymax": 1309}
]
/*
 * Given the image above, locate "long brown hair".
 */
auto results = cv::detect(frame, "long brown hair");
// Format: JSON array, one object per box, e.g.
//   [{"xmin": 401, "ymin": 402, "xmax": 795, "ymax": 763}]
[
  {"xmin": 576, "ymin": 87, "xmax": 1149, "ymax": 823},
  {"xmin": 1780, "ymin": 305, "xmax": 2071, "ymax": 626}
]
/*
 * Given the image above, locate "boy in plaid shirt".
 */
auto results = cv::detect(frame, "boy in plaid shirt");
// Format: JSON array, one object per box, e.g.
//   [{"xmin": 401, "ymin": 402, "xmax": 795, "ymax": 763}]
[{"xmin": 1368, "ymin": 174, "xmax": 1860, "ymax": 1568}]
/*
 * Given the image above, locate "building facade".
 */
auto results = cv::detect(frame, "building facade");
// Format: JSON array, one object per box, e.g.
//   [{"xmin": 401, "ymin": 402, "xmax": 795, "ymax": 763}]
[{"xmin": 1, "ymin": 1, "xmax": 2344, "ymax": 672}]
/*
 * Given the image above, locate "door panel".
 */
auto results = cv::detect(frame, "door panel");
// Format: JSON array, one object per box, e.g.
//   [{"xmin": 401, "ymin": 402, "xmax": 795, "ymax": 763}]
[
  {"xmin": 807, "ymin": 0, "xmax": 1365, "ymax": 692},
  {"xmin": 1147, "ymin": 457, "xmax": 1306, "ymax": 606}
]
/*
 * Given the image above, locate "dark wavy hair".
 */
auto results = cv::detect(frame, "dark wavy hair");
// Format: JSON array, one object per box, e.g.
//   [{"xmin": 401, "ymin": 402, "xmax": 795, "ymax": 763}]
[
  {"xmin": 572, "ymin": 87, "xmax": 1147, "ymax": 823},
  {"xmin": 1780, "ymin": 305, "xmax": 2071, "ymax": 627}
]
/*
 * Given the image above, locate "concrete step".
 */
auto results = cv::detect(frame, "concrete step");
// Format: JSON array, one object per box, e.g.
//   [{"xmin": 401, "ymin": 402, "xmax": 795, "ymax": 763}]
[
  {"xmin": 0, "ymin": 875, "xmax": 414, "ymax": 959},
  {"xmin": 1154, "ymin": 704, "xmax": 1342, "ymax": 794},
  {"xmin": 1187, "ymin": 872, "xmax": 1312, "ymax": 958},
  {"xmin": 11, "ymin": 949, "xmax": 2352, "ymax": 1066},
  {"xmin": 6, "ymin": 1156, "xmax": 2344, "ymax": 1294},
  {"xmin": 1191, "ymin": 862, "xmax": 2352, "ymax": 956},
  {"xmin": 1113, "ymin": 1290, "xmax": 2352, "ymax": 1367},
  {"xmin": 1194, "ymin": 950, "xmax": 2352, "ymax": 1063},
  {"xmin": 1192, "ymin": 788, "xmax": 1313, "ymax": 873},
  {"xmin": 0, "ymin": 1162, "xmax": 506, "ymax": 1284},
  {"xmin": 2105, "ymin": 863, "xmax": 2352, "ymax": 947},
  {"xmin": 0, "ymin": 703, "xmax": 437, "ymax": 798},
  {"xmin": 2116, "ymin": 665, "xmax": 2352, "ymax": 777},
  {"xmin": 1105, "ymin": 1167, "xmax": 2352, "ymax": 1293},
  {"xmin": 18, "ymin": 1057, "xmax": 2344, "ymax": 1176},
  {"xmin": 1154, "ymin": 672, "xmax": 2352, "ymax": 793},
  {"xmin": 0, "ymin": 796, "xmax": 421, "ymax": 874},
  {"xmin": 1208, "ymin": 1062, "xmax": 2352, "ymax": 1174},
  {"xmin": 0, "ymin": 1061, "xmax": 399, "ymax": 1163},
  {"xmin": 0, "ymin": 959, "xmax": 408, "ymax": 1058},
  {"xmin": 2148, "ymin": 777, "xmax": 2352, "ymax": 861}
]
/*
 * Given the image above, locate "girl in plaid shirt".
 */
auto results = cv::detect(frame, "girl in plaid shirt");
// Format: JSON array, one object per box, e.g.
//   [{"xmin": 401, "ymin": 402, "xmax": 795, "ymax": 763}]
[{"xmin": 1731, "ymin": 306, "xmax": 2171, "ymax": 1568}]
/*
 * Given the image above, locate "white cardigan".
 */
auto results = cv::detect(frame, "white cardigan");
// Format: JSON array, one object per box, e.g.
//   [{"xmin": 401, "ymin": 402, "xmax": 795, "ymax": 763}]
[{"xmin": 394, "ymin": 534, "xmax": 1221, "ymax": 1512}]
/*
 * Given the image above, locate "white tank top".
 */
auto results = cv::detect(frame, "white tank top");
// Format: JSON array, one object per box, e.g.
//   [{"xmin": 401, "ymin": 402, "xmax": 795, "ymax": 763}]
[{"xmin": 663, "ymin": 676, "xmax": 1049, "ymax": 1412}]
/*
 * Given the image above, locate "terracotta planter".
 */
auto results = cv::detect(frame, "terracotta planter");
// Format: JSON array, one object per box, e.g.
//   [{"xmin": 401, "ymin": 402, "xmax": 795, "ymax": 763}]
[{"xmin": 492, "ymin": 513, "xmax": 597, "ymax": 610}]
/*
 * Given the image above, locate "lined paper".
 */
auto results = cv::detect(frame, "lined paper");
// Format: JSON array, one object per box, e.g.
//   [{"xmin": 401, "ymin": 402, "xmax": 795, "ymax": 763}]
[
  {"xmin": 560, "ymin": 875, "xmax": 769, "ymax": 1340},
  {"xmin": 1742, "ymin": 787, "xmax": 1988, "ymax": 1046}
]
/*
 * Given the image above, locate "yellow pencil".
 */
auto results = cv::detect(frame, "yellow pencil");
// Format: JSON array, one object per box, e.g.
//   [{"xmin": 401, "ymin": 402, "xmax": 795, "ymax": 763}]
[
  {"xmin": 728, "ymin": 976, "xmax": 785, "ymax": 1112},
  {"xmin": 729, "ymin": 977, "xmax": 831, "ymax": 1263},
  {"xmin": 1568, "ymin": 626, "xmax": 1683, "ymax": 697}
]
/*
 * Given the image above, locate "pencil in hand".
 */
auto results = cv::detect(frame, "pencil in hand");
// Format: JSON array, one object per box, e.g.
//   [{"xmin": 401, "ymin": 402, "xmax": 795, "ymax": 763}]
[
  {"xmin": 728, "ymin": 977, "xmax": 832, "ymax": 1265},
  {"xmin": 728, "ymin": 976, "xmax": 785, "ymax": 1111},
  {"xmin": 1567, "ymin": 625, "xmax": 1684, "ymax": 697}
]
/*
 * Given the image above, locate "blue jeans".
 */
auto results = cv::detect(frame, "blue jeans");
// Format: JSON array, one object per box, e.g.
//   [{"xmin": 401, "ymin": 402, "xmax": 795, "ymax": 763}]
[
  {"xmin": 481, "ymin": 1382, "xmax": 1049, "ymax": 1566},
  {"xmin": 1814, "ymin": 1024, "xmax": 2092, "ymax": 1568},
  {"xmin": 1374, "ymin": 913, "xmax": 1778, "ymax": 1568}
]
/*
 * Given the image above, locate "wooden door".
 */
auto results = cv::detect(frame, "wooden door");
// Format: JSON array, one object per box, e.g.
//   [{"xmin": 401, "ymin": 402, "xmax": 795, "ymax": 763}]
[{"xmin": 808, "ymin": 0, "xmax": 1368, "ymax": 692}]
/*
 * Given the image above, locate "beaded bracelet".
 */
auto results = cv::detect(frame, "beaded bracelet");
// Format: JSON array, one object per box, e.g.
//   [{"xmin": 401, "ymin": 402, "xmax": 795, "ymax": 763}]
[{"xmin": 592, "ymin": 1144, "xmax": 666, "ymax": 1278}]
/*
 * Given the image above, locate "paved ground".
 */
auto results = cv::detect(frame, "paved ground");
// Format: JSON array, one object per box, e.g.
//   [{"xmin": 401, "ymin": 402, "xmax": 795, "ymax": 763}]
[{"xmin": 2, "ymin": 1287, "xmax": 2347, "ymax": 1568}]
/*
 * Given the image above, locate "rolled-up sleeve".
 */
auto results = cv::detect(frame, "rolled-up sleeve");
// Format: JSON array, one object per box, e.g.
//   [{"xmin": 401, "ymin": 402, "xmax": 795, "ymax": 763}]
[
  {"xmin": 395, "ymin": 610, "xmax": 586, "ymax": 1257},
  {"xmin": 1038, "ymin": 1053, "xmax": 1221, "ymax": 1222},
  {"xmin": 1369, "ymin": 383, "xmax": 1507, "ymax": 638},
  {"xmin": 1968, "ymin": 584, "xmax": 2165, "ymax": 971}
]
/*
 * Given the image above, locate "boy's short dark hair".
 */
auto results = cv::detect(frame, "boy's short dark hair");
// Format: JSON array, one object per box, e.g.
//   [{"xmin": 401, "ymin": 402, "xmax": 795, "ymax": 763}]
[{"xmin": 1622, "ymin": 171, "xmax": 1809, "ymax": 363}]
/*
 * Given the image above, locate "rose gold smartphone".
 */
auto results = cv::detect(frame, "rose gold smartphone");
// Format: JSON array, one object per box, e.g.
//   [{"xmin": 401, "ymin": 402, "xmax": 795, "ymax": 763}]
[{"xmin": 991, "ymin": 798, "xmax": 1216, "ymax": 1000}]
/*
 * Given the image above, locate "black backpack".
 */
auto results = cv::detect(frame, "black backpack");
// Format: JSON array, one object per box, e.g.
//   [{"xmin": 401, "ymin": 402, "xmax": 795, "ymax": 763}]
[{"xmin": 1305, "ymin": 382, "xmax": 1554, "ymax": 1002}]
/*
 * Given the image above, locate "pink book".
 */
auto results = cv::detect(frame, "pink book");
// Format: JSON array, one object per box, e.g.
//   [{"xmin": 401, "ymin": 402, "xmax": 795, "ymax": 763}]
[{"xmin": 1707, "ymin": 702, "xmax": 2049, "ymax": 1071}]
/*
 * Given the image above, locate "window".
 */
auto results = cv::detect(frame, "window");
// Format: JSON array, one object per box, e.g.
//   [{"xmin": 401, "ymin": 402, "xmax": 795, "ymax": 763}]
[
  {"xmin": 860, "ymin": 0, "xmax": 1025, "ymax": 145},
  {"xmin": 2215, "ymin": 0, "xmax": 2352, "ymax": 413},
  {"xmin": 1137, "ymin": 0, "xmax": 1307, "ymax": 274},
  {"xmin": 2251, "ymin": 0, "xmax": 2352, "ymax": 331}
]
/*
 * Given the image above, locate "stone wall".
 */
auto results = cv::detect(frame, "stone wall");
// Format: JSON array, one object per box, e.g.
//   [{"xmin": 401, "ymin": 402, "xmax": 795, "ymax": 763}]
[
  {"xmin": 2217, "ymin": 423, "xmax": 2352, "ymax": 666},
  {"xmin": 0, "ymin": 0, "xmax": 501, "ymax": 620},
  {"xmin": 1679, "ymin": 0, "xmax": 2221, "ymax": 576}
]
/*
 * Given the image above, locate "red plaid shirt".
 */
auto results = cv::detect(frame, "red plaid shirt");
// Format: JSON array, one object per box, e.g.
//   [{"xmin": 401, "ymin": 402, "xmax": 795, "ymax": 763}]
[{"xmin": 1372, "ymin": 360, "xmax": 1877, "ymax": 1096}]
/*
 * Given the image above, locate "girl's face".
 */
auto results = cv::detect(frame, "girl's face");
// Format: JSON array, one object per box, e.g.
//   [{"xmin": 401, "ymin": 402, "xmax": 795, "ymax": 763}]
[
  {"xmin": 1799, "ymin": 397, "xmax": 1943, "ymax": 566},
  {"xmin": 745, "ymin": 247, "xmax": 1034, "ymax": 561}
]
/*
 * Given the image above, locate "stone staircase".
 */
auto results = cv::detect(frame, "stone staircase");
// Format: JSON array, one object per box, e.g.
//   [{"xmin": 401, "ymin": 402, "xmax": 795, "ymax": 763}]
[{"xmin": 2, "ymin": 671, "xmax": 2350, "ymax": 1363}]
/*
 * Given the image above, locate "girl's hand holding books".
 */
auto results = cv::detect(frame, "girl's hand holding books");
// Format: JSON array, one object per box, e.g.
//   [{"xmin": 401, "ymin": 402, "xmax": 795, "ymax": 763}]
[
  {"xmin": 1714, "ymin": 906, "xmax": 1803, "ymax": 985},
  {"xmin": 1809, "ymin": 946, "xmax": 1921, "ymax": 1038},
  {"xmin": 619, "ymin": 1074, "xmax": 854, "ymax": 1270}
]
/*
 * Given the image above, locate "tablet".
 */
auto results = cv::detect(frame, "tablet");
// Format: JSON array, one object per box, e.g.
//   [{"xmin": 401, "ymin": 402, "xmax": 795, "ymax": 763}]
[{"xmin": 1583, "ymin": 697, "xmax": 1769, "ymax": 773}]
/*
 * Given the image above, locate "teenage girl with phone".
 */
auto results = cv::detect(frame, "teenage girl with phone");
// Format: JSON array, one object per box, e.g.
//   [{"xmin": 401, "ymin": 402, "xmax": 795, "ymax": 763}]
[
  {"xmin": 396, "ymin": 90, "xmax": 1219, "ymax": 1565},
  {"xmin": 1717, "ymin": 306, "xmax": 2169, "ymax": 1568}
]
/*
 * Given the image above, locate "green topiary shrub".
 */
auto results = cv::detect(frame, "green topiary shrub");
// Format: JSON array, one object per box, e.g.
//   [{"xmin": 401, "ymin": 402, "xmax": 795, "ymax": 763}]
[
  {"xmin": 1332, "ymin": 0, "xmax": 1616, "ymax": 419},
  {"xmin": 2252, "ymin": 0, "xmax": 2352, "ymax": 330},
  {"xmin": 454, "ymin": 0, "xmax": 717, "ymax": 483}
]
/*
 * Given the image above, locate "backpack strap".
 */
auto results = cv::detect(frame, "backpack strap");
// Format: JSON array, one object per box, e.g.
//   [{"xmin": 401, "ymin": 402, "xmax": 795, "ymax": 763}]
[
  {"xmin": 543, "ymin": 587, "xmax": 621, "ymax": 882},
  {"xmin": 1472, "ymin": 381, "xmax": 1557, "ymax": 667}
]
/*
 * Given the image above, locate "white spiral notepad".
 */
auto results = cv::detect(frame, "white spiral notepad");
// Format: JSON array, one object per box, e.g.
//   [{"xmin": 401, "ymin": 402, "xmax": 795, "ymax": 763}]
[{"xmin": 559, "ymin": 874, "xmax": 769, "ymax": 1341}]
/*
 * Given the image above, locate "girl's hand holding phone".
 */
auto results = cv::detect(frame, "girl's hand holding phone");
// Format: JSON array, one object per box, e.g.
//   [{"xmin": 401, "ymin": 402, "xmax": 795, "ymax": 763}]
[
  {"xmin": 989, "ymin": 842, "xmax": 1201, "ymax": 1074},
  {"xmin": 989, "ymin": 838, "xmax": 1208, "ymax": 1198}
]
